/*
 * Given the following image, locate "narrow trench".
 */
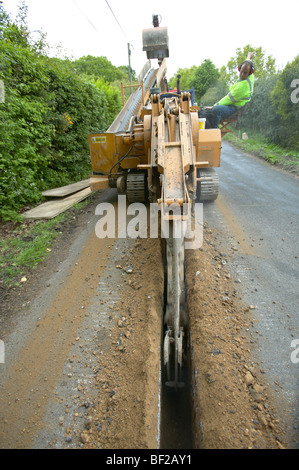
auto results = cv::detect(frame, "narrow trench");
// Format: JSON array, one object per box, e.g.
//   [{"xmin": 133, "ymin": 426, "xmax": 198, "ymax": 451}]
[
  {"xmin": 159, "ymin": 333, "xmax": 194, "ymax": 449},
  {"xmin": 159, "ymin": 259, "xmax": 194, "ymax": 449}
]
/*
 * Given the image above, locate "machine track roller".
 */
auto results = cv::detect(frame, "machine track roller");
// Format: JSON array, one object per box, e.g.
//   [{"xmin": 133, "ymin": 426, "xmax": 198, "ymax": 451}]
[
  {"xmin": 196, "ymin": 168, "xmax": 219, "ymax": 202},
  {"xmin": 126, "ymin": 172, "xmax": 147, "ymax": 203}
]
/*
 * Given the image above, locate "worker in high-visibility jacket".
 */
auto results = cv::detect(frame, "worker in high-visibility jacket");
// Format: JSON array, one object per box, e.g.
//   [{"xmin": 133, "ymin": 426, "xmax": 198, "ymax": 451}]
[{"xmin": 201, "ymin": 53, "xmax": 255, "ymax": 128}]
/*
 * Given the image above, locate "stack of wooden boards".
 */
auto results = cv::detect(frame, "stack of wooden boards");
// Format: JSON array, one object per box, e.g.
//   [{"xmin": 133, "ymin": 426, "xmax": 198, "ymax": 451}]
[{"xmin": 23, "ymin": 179, "xmax": 93, "ymax": 220}]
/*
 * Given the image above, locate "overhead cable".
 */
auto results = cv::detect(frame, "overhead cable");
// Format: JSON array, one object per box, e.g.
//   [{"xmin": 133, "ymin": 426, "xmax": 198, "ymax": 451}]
[
  {"xmin": 72, "ymin": 0, "xmax": 98, "ymax": 32},
  {"xmin": 104, "ymin": 0, "xmax": 128, "ymax": 40}
]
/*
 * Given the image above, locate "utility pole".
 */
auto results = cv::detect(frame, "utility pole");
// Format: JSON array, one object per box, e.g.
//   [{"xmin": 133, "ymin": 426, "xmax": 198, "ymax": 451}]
[{"xmin": 127, "ymin": 43, "xmax": 132, "ymax": 93}]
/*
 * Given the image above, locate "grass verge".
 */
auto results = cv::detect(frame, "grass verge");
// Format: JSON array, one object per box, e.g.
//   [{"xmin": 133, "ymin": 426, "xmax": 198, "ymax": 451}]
[
  {"xmin": 0, "ymin": 198, "xmax": 91, "ymax": 292},
  {"xmin": 224, "ymin": 130, "xmax": 299, "ymax": 175}
]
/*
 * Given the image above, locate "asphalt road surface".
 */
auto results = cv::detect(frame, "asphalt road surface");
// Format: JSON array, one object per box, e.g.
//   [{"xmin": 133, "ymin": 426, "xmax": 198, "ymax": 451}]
[
  {"xmin": 204, "ymin": 142, "xmax": 299, "ymax": 447},
  {"xmin": 0, "ymin": 141, "xmax": 298, "ymax": 449}
]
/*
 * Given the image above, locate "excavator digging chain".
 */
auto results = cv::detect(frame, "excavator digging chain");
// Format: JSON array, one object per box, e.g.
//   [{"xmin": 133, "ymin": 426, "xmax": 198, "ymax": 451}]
[
  {"xmin": 87, "ymin": 17, "xmax": 223, "ymax": 398},
  {"xmin": 164, "ymin": 221, "xmax": 186, "ymax": 389}
]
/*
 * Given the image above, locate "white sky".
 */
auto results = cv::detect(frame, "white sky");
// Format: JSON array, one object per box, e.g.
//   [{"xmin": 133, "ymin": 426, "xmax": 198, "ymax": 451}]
[{"xmin": 2, "ymin": 0, "xmax": 299, "ymax": 78}]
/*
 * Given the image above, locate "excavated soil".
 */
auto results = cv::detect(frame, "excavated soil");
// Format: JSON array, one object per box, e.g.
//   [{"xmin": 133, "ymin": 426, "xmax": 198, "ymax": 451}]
[
  {"xmin": 186, "ymin": 231, "xmax": 286, "ymax": 449},
  {"xmin": 0, "ymin": 194, "xmax": 287, "ymax": 449}
]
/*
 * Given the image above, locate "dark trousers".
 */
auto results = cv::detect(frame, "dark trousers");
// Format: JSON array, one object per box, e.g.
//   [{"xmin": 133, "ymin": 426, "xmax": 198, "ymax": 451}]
[{"xmin": 199, "ymin": 105, "xmax": 238, "ymax": 128}]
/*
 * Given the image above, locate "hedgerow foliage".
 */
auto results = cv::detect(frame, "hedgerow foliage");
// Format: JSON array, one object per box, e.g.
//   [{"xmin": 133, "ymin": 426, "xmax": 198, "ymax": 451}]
[
  {"xmin": 239, "ymin": 56, "xmax": 299, "ymax": 150},
  {"xmin": 169, "ymin": 45, "xmax": 298, "ymax": 153},
  {"xmin": 0, "ymin": 2, "xmax": 123, "ymax": 221}
]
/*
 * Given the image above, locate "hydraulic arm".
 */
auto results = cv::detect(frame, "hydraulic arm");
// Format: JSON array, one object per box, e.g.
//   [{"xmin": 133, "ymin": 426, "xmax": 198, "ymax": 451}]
[{"xmin": 88, "ymin": 18, "xmax": 221, "ymax": 388}]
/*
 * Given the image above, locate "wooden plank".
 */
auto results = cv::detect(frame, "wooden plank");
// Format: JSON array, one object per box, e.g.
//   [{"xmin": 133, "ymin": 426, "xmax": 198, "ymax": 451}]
[
  {"xmin": 41, "ymin": 179, "xmax": 90, "ymax": 197},
  {"xmin": 90, "ymin": 175, "xmax": 109, "ymax": 191},
  {"xmin": 23, "ymin": 187, "xmax": 93, "ymax": 220}
]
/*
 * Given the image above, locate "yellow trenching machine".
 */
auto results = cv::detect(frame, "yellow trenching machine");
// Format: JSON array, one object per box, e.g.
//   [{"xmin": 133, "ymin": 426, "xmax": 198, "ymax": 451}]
[{"xmin": 88, "ymin": 16, "xmax": 221, "ymax": 388}]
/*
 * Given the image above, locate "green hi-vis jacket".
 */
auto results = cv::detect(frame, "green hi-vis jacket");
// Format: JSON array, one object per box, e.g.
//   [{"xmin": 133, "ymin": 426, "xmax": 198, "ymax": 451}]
[{"xmin": 216, "ymin": 74, "xmax": 254, "ymax": 108}]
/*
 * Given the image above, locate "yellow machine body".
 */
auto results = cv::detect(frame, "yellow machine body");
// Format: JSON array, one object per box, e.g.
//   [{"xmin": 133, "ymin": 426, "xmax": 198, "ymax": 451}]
[
  {"xmin": 197, "ymin": 129, "xmax": 221, "ymax": 168},
  {"xmin": 87, "ymin": 51, "xmax": 222, "ymax": 388},
  {"xmin": 88, "ymin": 101, "xmax": 221, "ymax": 194}
]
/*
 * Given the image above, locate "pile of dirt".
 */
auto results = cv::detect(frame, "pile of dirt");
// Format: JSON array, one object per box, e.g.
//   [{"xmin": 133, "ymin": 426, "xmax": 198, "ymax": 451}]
[
  {"xmin": 0, "ymin": 199, "xmax": 288, "ymax": 449},
  {"xmin": 80, "ymin": 237, "xmax": 164, "ymax": 449},
  {"xmin": 63, "ymin": 223, "xmax": 287, "ymax": 449},
  {"xmin": 186, "ymin": 224, "xmax": 286, "ymax": 449}
]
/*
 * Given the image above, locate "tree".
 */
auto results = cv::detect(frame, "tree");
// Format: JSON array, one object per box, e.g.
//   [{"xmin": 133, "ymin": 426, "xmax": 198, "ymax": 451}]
[
  {"xmin": 224, "ymin": 45, "xmax": 276, "ymax": 86},
  {"xmin": 0, "ymin": 2, "xmax": 125, "ymax": 220},
  {"xmin": 117, "ymin": 65, "xmax": 137, "ymax": 83},
  {"xmin": 1, "ymin": 0, "xmax": 30, "ymax": 48},
  {"xmin": 239, "ymin": 76, "xmax": 282, "ymax": 140},
  {"xmin": 72, "ymin": 55, "xmax": 136, "ymax": 84},
  {"xmin": 189, "ymin": 59, "xmax": 220, "ymax": 102},
  {"xmin": 168, "ymin": 66, "xmax": 197, "ymax": 91},
  {"xmin": 0, "ymin": 0, "xmax": 46, "ymax": 53},
  {"xmin": 200, "ymin": 80, "xmax": 228, "ymax": 106},
  {"xmin": 0, "ymin": 1, "xmax": 10, "ymax": 39},
  {"xmin": 270, "ymin": 56, "xmax": 299, "ymax": 148},
  {"xmin": 87, "ymin": 77, "xmax": 122, "ymax": 124},
  {"xmin": 271, "ymin": 56, "xmax": 299, "ymax": 118},
  {"xmin": 236, "ymin": 57, "xmax": 299, "ymax": 150},
  {"xmin": 73, "ymin": 55, "xmax": 120, "ymax": 82}
]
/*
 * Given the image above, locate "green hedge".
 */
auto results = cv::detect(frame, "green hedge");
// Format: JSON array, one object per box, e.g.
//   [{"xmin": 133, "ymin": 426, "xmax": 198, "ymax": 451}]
[
  {"xmin": 239, "ymin": 56, "xmax": 299, "ymax": 150},
  {"xmin": 0, "ymin": 39, "xmax": 121, "ymax": 221}
]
